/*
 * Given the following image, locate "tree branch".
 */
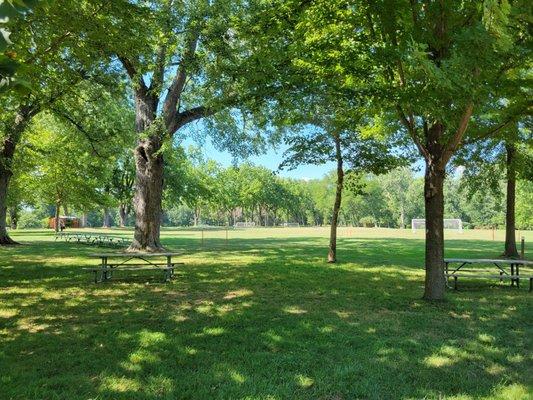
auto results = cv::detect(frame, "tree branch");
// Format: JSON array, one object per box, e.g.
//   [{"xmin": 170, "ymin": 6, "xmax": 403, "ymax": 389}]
[
  {"xmin": 50, "ymin": 107, "xmax": 104, "ymax": 158},
  {"xmin": 162, "ymin": 30, "xmax": 200, "ymax": 130},
  {"xmin": 170, "ymin": 105, "xmax": 215, "ymax": 133},
  {"xmin": 442, "ymin": 102, "xmax": 473, "ymax": 165},
  {"xmin": 149, "ymin": 44, "xmax": 167, "ymax": 95},
  {"xmin": 117, "ymin": 55, "xmax": 148, "ymax": 95},
  {"xmin": 396, "ymin": 104, "xmax": 429, "ymax": 159}
]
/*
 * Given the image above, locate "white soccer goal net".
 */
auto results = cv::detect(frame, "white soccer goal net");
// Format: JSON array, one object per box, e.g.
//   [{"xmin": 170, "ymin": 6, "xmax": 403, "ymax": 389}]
[
  {"xmin": 234, "ymin": 221, "xmax": 256, "ymax": 228},
  {"xmin": 411, "ymin": 218, "xmax": 462, "ymax": 232}
]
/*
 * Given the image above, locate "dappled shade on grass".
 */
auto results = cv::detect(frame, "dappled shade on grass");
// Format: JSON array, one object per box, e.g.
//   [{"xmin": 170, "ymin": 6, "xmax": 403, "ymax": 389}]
[{"xmin": 0, "ymin": 228, "xmax": 532, "ymax": 399}]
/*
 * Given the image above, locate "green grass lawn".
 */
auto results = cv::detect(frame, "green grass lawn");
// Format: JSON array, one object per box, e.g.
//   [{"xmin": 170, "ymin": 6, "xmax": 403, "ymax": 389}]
[{"xmin": 1, "ymin": 227, "xmax": 532, "ymax": 400}]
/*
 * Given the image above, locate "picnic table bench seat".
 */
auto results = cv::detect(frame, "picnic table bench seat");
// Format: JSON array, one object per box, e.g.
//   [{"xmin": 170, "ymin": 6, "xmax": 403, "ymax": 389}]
[
  {"xmin": 445, "ymin": 273, "xmax": 533, "ymax": 291},
  {"xmin": 87, "ymin": 252, "xmax": 183, "ymax": 283},
  {"xmin": 83, "ymin": 266, "xmax": 177, "ymax": 283},
  {"xmin": 444, "ymin": 258, "xmax": 533, "ymax": 291}
]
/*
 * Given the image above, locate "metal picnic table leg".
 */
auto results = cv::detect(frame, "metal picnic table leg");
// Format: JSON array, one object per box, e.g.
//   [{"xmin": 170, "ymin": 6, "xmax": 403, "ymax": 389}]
[
  {"xmin": 102, "ymin": 256, "xmax": 109, "ymax": 281},
  {"xmin": 516, "ymin": 264, "xmax": 520, "ymax": 288},
  {"xmin": 510, "ymin": 264, "xmax": 515, "ymax": 287},
  {"xmin": 166, "ymin": 255, "xmax": 172, "ymax": 281}
]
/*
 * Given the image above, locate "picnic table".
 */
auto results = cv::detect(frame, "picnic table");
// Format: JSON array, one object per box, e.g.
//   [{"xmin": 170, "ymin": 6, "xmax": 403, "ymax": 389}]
[
  {"xmin": 444, "ymin": 258, "xmax": 533, "ymax": 291},
  {"xmin": 85, "ymin": 252, "xmax": 183, "ymax": 283},
  {"xmin": 55, "ymin": 232, "xmax": 129, "ymax": 247}
]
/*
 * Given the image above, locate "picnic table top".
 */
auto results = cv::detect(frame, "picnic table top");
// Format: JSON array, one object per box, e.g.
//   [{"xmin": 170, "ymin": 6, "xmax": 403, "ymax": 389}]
[
  {"xmin": 90, "ymin": 252, "xmax": 182, "ymax": 258},
  {"xmin": 444, "ymin": 258, "xmax": 532, "ymax": 265}
]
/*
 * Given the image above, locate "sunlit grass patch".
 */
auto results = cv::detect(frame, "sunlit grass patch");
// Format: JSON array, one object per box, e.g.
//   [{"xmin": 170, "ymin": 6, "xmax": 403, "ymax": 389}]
[{"xmin": 0, "ymin": 227, "xmax": 531, "ymax": 400}]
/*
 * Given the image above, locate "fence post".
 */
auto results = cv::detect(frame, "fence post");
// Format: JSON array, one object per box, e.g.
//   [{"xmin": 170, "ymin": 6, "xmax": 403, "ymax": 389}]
[{"xmin": 521, "ymin": 236, "xmax": 525, "ymax": 260}]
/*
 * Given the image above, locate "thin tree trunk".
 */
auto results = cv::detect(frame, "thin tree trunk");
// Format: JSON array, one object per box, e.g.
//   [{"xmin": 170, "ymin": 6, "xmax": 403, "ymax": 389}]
[
  {"xmin": 503, "ymin": 142, "xmax": 518, "ymax": 258},
  {"xmin": 0, "ymin": 106, "xmax": 34, "ymax": 245},
  {"xmin": 119, "ymin": 204, "xmax": 128, "ymax": 227},
  {"xmin": 54, "ymin": 203, "xmax": 61, "ymax": 233},
  {"xmin": 9, "ymin": 206, "xmax": 18, "ymax": 230},
  {"xmin": 423, "ymin": 161, "xmax": 446, "ymax": 300},
  {"xmin": 328, "ymin": 134, "xmax": 344, "ymax": 263},
  {"xmin": 81, "ymin": 212, "xmax": 88, "ymax": 228},
  {"xmin": 103, "ymin": 208, "xmax": 112, "ymax": 228},
  {"xmin": 0, "ymin": 169, "xmax": 17, "ymax": 244}
]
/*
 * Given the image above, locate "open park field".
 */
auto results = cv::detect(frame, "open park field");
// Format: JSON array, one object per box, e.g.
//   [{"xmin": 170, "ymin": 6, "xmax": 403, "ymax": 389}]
[{"xmin": 1, "ymin": 227, "xmax": 532, "ymax": 399}]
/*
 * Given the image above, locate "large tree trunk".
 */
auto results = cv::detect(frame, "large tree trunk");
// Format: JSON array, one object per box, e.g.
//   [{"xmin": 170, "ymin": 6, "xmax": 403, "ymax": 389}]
[
  {"xmin": 503, "ymin": 142, "xmax": 518, "ymax": 258},
  {"xmin": 328, "ymin": 135, "xmax": 344, "ymax": 263},
  {"xmin": 128, "ymin": 89, "xmax": 166, "ymax": 252},
  {"xmin": 129, "ymin": 135, "xmax": 165, "ymax": 252},
  {"xmin": 118, "ymin": 204, "xmax": 128, "ymax": 227},
  {"xmin": 423, "ymin": 161, "xmax": 446, "ymax": 300}
]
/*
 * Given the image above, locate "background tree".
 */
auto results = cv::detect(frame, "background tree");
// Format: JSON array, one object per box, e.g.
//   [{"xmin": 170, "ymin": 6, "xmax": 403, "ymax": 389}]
[
  {"xmin": 275, "ymin": 0, "xmax": 531, "ymax": 299},
  {"xmin": 86, "ymin": 0, "xmax": 278, "ymax": 251},
  {"xmin": 280, "ymin": 95, "xmax": 405, "ymax": 262},
  {"xmin": 0, "ymin": 1, "xmax": 121, "ymax": 244},
  {"xmin": 25, "ymin": 114, "xmax": 110, "ymax": 231},
  {"xmin": 457, "ymin": 120, "xmax": 532, "ymax": 257}
]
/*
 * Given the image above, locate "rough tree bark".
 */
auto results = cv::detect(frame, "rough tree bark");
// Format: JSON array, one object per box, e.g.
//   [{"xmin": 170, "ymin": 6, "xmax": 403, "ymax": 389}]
[
  {"xmin": 503, "ymin": 142, "xmax": 518, "ymax": 258},
  {"xmin": 130, "ymin": 137, "xmax": 164, "ymax": 250},
  {"xmin": 423, "ymin": 159, "xmax": 446, "ymax": 300},
  {"xmin": 328, "ymin": 134, "xmax": 344, "ymax": 263},
  {"xmin": 118, "ymin": 28, "xmax": 218, "ymax": 252}
]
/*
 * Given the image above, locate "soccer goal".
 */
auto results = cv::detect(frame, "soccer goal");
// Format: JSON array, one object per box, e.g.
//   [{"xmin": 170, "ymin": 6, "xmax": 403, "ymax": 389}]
[
  {"xmin": 282, "ymin": 222, "xmax": 300, "ymax": 228},
  {"xmin": 234, "ymin": 221, "xmax": 256, "ymax": 228},
  {"xmin": 412, "ymin": 218, "xmax": 462, "ymax": 232}
]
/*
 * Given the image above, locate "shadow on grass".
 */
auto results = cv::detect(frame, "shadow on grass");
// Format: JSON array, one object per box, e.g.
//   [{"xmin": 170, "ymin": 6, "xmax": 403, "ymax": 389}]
[{"xmin": 0, "ymin": 236, "xmax": 531, "ymax": 399}]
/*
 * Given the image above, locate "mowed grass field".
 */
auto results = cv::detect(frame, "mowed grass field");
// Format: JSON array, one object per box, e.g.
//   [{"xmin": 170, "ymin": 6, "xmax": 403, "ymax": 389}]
[{"xmin": 1, "ymin": 227, "xmax": 532, "ymax": 400}]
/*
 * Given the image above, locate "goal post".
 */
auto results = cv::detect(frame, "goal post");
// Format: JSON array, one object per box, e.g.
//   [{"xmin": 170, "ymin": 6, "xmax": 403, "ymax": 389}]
[{"xmin": 411, "ymin": 218, "xmax": 462, "ymax": 233}]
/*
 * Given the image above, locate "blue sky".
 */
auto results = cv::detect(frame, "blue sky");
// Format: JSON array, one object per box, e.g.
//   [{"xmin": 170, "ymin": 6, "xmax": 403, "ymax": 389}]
[
  {"xmin": 182, "ymin": 136, "xmax": 336, "ymax": 180},
  {"xmin": 181, "ymin": 136, "xmax": 431, "ymax": 179}
]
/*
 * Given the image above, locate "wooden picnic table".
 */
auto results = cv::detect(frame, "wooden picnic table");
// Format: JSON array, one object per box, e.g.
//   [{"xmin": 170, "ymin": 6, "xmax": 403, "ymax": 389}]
[
  {"xmin": 86, "ymin": 252, "xmax": 184, "ymax": 283},
  {"xmin": 444, "ymin": 258, "xmax": 533, "ymax": 290}
]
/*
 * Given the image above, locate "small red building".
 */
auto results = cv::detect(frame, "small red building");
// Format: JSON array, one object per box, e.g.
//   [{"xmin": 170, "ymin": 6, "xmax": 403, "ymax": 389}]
[{"xmin": 49, "ymin": 216, "xmax": 80, "ymax": 230}]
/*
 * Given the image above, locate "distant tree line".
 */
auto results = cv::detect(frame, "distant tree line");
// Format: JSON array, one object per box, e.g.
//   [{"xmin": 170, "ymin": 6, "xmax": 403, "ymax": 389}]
[{"xmin": 9, "ymin": 120, "xmax": 532, "ymax": 231}]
